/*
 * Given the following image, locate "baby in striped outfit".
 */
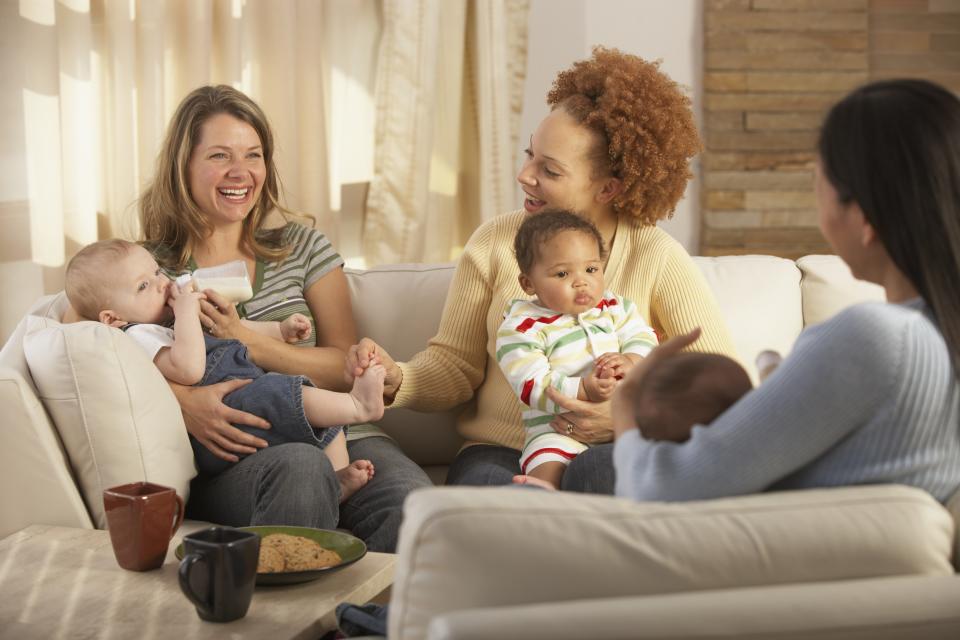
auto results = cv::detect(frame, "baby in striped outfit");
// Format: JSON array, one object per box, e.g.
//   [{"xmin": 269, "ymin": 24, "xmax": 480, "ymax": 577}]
[{"xmin": 497, "ymin": 210, "xmax": 658, "ymax": 489}]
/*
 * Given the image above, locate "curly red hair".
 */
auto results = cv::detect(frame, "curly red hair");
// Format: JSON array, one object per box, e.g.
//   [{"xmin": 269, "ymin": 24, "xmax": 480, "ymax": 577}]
[{"xmin": 547, "ymin": 47, "xmax": 701, "ymax": 224}]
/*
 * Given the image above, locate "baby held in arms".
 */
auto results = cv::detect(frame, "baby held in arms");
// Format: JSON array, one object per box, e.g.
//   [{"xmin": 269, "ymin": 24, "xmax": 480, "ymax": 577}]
[
  {"xmin": 632, "ymin": 352, "xmax": 753, "ymax": 443},
  {"xmin": 497, "ymin": 210, "xmax": 659, "ymax": 489},
  {"xmin": 65, "ymin": 239, "xmax": 382, "ymax": 502}
]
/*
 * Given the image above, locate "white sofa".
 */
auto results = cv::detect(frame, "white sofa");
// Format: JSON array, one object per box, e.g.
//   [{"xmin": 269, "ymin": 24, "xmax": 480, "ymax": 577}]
[{"xmin": 3, "ymin": 254, "xmax": 960, "ymax": 639}]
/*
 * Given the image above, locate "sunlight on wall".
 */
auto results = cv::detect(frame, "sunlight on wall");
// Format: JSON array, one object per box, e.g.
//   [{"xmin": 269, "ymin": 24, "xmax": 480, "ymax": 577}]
[
  {"xmin": 60, "ymin": 73, "xmax": 98, "ymax": 247},
  {"xmin": 62, "ymin": 0, "xmax": 90, "ymax": 11},
  {"xmin": 325, "ymin": 0, "xmax": 380, "ymax": 211},
  {"xmin": 329, "ymin": 67, "xmax": 376, "ymax": 209},
  {"xmin": 19, "ymin": 0, "xmax": 54, "ymax": 26},
  {"xmin": 428, "ymin": 155, "xmax": 458, "ymax": 197},
  {"xmin": 23, "ymin": 89, "xmax": 64, "ymax": 267}
]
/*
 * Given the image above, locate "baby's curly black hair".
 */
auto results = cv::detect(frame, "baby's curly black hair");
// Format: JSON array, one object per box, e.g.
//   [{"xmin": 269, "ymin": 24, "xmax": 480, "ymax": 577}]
[
  {"xmin": 548, "ymin": 47, "xmax": 701, "ymax": 224},
  {"xmin": 514, "ymin": 210, "xmax": 606, "ymax": 274}
]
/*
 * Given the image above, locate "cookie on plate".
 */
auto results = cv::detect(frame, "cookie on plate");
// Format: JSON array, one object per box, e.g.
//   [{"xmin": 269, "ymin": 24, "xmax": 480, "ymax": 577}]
[
  {"xmin": 257, "ymin": 545, "xmax": 285, "ymax": 573},
  {"xmin": 258, "ymin": 533, "xmax": 342, "ymax": 572}
]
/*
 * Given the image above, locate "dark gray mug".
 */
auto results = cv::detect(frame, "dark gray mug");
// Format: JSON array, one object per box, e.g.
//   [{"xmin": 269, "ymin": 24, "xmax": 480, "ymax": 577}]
[{"xmin": 178, "ymin": 527, "xmax": 260, "ymax": 623}]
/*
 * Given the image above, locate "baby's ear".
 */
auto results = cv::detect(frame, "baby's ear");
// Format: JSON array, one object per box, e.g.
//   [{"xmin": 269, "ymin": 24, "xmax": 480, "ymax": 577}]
[
  {"xmin": 518, "ymin": 273, "xmax": 535, "ymax": 295},
  {"xmin": 98, "ymin": 309, "xmax": 126, "ymax": 328}
]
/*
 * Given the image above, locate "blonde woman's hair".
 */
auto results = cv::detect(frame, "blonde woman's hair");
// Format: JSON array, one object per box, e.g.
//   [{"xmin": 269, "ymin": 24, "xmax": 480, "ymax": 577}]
[
  {"xmin": 65, "ymin": 239, "xmax": 138, "ymax": 320},
  {"xmin": 139, "ymin": 85, "xmax": 312, "ymax": 270}
]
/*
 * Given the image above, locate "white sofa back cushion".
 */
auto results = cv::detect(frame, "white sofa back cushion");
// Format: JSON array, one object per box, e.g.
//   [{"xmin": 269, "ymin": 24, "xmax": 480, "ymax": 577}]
[
  {"xmin": 22, "ymin": 316, "xmax": 196, "ymax": 529},
  {"xmin": 346, "ymin": 263, "xmax": 465, "ymax": 468},
  {"xmin": 693, "ymin": 255, "xmax": 803, "ymax": 381}
]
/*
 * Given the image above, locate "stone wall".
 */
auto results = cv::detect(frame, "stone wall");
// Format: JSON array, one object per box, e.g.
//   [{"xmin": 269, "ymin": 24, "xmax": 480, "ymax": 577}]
[{"xmin": 702, "ymin": 0, "xmax": 960, "ymax": 258}]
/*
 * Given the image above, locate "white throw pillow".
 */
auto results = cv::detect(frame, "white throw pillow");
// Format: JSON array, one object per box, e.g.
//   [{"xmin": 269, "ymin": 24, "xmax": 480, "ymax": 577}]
[{"xmin": 22, "ymin": 316, "xmax": 195, "ymax": 528}]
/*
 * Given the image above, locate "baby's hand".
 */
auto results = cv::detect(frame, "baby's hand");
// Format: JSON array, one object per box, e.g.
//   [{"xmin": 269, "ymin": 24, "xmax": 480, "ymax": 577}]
[
  {"xmin": 280, "ymin": 313, "xmax": 312, "ymax": 343},
  {"xmin": 582, "ymin": 368, "xmax": 617, "ymax": 402},
  {"xmin": 168, "ymin": 280, "xmax": 205, "ymax": 317},
  {"xmin": 756, "ymin": 350, "xmax": 782, "ymax": 383},
  {"xmin": 594, "ymin": 352, "xmax": 635, "ymax": 380}
]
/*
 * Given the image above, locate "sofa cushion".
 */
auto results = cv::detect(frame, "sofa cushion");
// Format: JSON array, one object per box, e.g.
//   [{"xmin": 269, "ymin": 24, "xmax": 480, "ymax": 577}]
[
  {"xmin": 0, "ymin": 367, "xmax": 94, "ymax": 538},
  {"xmin": 797, "ymin": 255, "xmax": 886, "ymax": 327},
  {"xmin": 346, "ymin": 263, "xmax": 464, "ymax": 465},
  {"xmin": 423, "ymin": 574, "xmax": 960, "ymax": 640},
  {"xmin": 22, "ymin": 316, "xmax": 195, "ymax": 529},
  {"xmin": 693, "ymin": 255, "xmax": 803, "ymax": 381},
  {"xmin": 391, "ymin": 484, "xmax": 955, "ymax": 640}
]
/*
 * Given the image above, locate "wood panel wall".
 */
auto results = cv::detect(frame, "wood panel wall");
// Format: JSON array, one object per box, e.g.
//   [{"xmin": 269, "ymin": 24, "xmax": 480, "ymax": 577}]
[{"xmin": 701, "ymin": 0, "xmax": 960, "ymax": 258}]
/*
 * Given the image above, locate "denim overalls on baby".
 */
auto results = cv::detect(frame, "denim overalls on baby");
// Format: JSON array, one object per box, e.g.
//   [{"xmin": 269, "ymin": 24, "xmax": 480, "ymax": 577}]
[{"xmin": 192, "ymin": 335, "xmax": 342, "ymax": 476}]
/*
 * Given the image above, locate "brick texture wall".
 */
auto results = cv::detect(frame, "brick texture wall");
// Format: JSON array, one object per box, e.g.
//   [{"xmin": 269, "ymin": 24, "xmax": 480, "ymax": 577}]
[{"xmin": 702, "ymin": 0, "xmax": 960, "ymax": 258}]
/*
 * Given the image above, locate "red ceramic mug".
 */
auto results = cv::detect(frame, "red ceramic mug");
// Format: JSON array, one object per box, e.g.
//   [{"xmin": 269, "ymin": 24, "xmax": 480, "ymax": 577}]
[{"xmin": 103, "ymin": 481, "xmax": 184, "ymax": 571}]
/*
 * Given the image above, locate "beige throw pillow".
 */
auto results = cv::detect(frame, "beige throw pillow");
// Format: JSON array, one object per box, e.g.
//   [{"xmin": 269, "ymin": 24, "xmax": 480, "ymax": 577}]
[
  {"xmin": 22, "ymin": 316, "xmax": 195, "ymax": 528},
  {"xmin": 797, "ymin": 255, "xmax": 885, "ymax": 327}
]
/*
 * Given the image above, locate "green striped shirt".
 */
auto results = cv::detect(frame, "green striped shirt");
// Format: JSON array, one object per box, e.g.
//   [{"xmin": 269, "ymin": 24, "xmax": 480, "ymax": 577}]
[{"xmin": 236, "ymin": 223, "xmax": 344, "ymax": 347}]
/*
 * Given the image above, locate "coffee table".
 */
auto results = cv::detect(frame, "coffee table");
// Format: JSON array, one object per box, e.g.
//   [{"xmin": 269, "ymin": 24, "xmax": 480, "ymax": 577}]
[{"xmin": 0, "ymin": 524, "xmax": 395, "ymax": 639}]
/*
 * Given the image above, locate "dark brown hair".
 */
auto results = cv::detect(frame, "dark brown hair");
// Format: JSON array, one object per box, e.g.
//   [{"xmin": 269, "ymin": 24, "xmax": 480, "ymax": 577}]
[
  {"xmin": 514, "ymin": 210, "xmax": 605, "ymax": 274},
  {"xmin": 819, "ymin": 79, "xmax": 960, "ymax": 372},
  {"xmin": 634, "ymin": 353, "xmax": 751, "ymax": 442}
]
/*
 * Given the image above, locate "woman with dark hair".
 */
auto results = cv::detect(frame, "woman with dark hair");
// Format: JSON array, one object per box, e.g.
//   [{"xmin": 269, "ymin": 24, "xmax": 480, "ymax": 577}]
[
  {"xmin": 612, "ymin": 78, "xmax": 960, "ymax": 504},
  {"xmin": 138, "ymin": 85, "xmax": 430, "ymax": 552},
  {"xmin": 348, "ymin": 48, "xmax": 738, "ymax": 492}
]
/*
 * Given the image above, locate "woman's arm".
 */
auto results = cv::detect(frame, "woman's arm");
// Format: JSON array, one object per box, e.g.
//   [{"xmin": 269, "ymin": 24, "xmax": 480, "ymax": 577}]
[
  {"xmin": 652, "ymin": 241, "xmax": 737, "ymax": 357},
  {"xmin": 613, "ymin": 305, "xmax": 898, "ymax": 502},
  {"xmin": 384, "ymin": 224, "xmax": 497, "ymax": 411},
  {"xmin": 200, "ymin": 268, "xmax": 356, "ymax": 391},
  {"xmin": 170, "ymin": 379, "xmax": 272, "ymax": 462}
]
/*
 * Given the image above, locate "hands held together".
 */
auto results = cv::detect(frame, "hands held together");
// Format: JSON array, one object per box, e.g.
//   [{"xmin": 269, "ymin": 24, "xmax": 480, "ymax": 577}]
[
  {"xmin": 581, "ymin": 352, "xmax": 638, "ymax": 402},
  {"xmin": 555, "ymin": 330, "xmax": 703, "ymax": 444},
  {"xmin": 345, "ymin": 338, "xmax": 402, "ymax": 400}
]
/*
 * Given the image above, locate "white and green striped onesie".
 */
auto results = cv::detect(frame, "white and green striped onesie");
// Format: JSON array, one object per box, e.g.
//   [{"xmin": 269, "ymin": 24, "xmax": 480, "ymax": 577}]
[{"xmin": 497, "ymin": 291, "xmax": 658, "ymax": 473}]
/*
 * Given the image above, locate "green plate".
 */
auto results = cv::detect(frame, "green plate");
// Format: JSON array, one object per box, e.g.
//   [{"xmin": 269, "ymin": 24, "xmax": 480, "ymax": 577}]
[{"xmin": 175, "ymin": 525, "xmax": 367, "ymax": 586}]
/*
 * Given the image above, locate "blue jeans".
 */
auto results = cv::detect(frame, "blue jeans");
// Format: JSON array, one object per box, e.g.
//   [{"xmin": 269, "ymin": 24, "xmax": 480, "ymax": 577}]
[
  {"xmin": 185, "ymin": 435, "xmax": 431, "ymax": 553},
  {"xmin": 445, "ymin": 443, "xmax": 616, "ymax": 493},
  {"xmin": 193, "ymin": 336, "xmax": 342, "ymax": 476}
]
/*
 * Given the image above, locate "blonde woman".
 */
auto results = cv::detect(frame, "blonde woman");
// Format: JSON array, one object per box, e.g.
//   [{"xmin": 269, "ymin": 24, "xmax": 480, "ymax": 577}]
[{"xmin": 140, "ymin": 85, "xmax": 430, "ymax": 552}]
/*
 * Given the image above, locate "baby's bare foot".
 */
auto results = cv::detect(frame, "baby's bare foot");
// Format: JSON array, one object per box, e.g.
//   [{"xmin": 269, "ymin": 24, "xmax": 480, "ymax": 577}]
[
  {"xmin": 338, "ymin": 459, "xmax": 375, "ymax": 503},
  {"xmin": 512, "ymin": 474, "xmax": 558, "ymax": 490},
  {"xmin": 350, "ymin": 364, "xmax": 386, "ymax": 422}
]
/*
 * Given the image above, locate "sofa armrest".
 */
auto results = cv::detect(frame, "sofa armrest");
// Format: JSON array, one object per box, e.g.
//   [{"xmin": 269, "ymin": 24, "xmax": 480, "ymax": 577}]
[
  {"xmin": 390, "ymin": 485, "xmax": 954, "ymax": 640},
  {"xmin": 426, "ymin": 574, "xmax": 960, "ymax": 640},
  {"xmin": 0, "ymin": 367, "xmax": 92, "ymax": 538}
]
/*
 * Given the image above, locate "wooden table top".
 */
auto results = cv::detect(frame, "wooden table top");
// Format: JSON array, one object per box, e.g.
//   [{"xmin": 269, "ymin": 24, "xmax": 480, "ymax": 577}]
[{"xmin": 0, "ymin": 524, "xmax": 395, "ymax": 640}]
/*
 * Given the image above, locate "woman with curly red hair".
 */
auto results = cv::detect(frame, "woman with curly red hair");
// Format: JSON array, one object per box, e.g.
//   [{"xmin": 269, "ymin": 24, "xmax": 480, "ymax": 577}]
[{"xmin": 348, "ymin": 48, "xmax": 736, "ymax": 492}]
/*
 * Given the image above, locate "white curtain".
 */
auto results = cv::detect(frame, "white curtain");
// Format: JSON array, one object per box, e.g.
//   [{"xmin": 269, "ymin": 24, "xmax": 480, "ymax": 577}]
[
  {"xmin": 1, "ymin": 0, "xmax": 358, "ymax": 342},
  {"xmin": 0, "ymin": 0, "xmax": 528, "ymax": 342},
  {"xmin": 363, "ymin": 0, "xmax": 529, "ymax": 264}
]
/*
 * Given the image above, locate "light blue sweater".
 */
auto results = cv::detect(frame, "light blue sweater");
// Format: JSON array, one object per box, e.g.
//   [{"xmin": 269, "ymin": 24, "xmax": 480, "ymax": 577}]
[{"xmin": 614, "ymin": 299, "xmax": 960, "ymax": 504}]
